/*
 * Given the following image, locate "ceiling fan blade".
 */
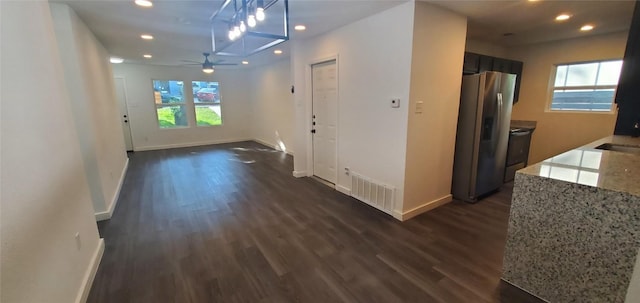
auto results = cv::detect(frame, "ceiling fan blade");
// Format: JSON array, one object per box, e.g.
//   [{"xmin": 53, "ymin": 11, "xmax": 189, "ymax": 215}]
[
  {"xmin": 181, "ymin": 60, "xmax": 202, "ymax": 63},
  {"xmin": 180, "ymin": 63, "xmax": 202, "ymax": 66},
  {"xmin": 212, "ymin": 63, "xmax": 238, "ymax": 66}
]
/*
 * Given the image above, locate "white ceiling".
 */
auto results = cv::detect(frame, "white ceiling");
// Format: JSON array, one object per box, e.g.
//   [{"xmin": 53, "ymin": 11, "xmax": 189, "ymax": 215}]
[
  {"xmin": 429, "ymin": 0, "xmax": 635, "ymax": 46},
  {"xmin": 55, "ymin": 0, "xmax": 408, "ymax": 67},
  {"xmin": 54, "ymin": 0, "xmax": 635, "ymax": 68}
]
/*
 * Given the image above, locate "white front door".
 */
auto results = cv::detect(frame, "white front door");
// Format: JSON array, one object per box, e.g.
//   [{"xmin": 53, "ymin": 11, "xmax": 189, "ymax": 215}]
[
  {"xmin": 114, "ymin": 78, "xmax": 133, "ymax": 151},
  {"xmin": 311, "ymin": 60, "xmax": 338, "ymax": 184}
]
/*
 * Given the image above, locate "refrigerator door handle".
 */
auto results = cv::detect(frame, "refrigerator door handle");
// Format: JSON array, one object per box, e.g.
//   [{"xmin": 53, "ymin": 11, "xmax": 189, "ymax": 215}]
[
  {"xmin": 496, "ymin": 92, "xmax": 503, "ymax": 155},
  {"xmin": 497, "ymin": 92, "xmax": 503, "ymax": 131}
]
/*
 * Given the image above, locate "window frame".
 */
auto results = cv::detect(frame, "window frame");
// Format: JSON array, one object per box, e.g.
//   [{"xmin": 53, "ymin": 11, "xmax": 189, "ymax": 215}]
[
  {"xmin": 152, "ymin": 79, "xmax": 190, "ymax": 129},
  {"xmin": 546, "ymin": 59, "xmax": 622, "ymax": 114},
  {"xmin": 192, "ymin": 81, "xmax": 223, "ymax": 127}
]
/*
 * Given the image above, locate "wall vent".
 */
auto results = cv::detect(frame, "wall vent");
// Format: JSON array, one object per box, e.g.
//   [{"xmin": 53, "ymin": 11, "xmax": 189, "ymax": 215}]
[{"xmin": 350, "ymin": 172, "xmax": 395, "ymax": 215}]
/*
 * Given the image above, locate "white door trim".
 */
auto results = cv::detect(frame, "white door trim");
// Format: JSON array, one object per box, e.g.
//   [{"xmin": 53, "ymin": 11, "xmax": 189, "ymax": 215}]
[{"xmin": 306, "ymin": 54, "xmax": 339, "ymax": 185}]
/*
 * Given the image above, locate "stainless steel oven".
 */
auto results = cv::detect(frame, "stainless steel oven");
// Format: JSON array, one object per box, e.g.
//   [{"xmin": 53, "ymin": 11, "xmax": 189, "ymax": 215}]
[{"xmin": 504, "ymin": 128, "xmax": 533, "ymax": 182}]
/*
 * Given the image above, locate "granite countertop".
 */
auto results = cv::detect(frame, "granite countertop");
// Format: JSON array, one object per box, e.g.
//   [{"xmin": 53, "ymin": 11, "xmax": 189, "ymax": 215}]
[{"xmin": 518, "ymin": 135, "xmax": 640, "ymax": 197}]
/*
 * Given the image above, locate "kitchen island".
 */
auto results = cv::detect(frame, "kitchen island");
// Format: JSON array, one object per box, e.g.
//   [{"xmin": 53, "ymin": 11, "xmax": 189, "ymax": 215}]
[{"xmin": 502, "ymin": 136, "xmax": 640, "ymax": 303}]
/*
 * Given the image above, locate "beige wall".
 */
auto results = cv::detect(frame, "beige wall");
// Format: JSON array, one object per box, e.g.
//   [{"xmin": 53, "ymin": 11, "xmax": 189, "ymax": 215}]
[
  {"xmin": 509, "ymin": 32, "xmax": 627, "ymax": 163},
  {"xmin": 465, "ymin": 38, "xmax": 509, "ymax": 58},
  {"xmin": 402, "ymin": 2, "xmax": 467, "ymax": 216}
]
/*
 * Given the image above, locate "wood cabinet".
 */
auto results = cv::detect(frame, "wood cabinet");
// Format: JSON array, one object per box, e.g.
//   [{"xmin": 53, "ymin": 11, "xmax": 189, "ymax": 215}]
[
  {"xmin": 462, "ymin": 52, "xmax": 524, "ymax": 103},
  {"xmin": 463, "ymin": 52, "xmax": 480, "ymax": 74},
  {"xmin": 492, "ymin": 58, "xmax": 512, "ymax": 73},
  {"xmin": 614, "ymin": 1, "xmax": 640, "ymax": 136},
  {"xmin": 478, "ymin": 55, "xmax": 494, "ymax": 73}
]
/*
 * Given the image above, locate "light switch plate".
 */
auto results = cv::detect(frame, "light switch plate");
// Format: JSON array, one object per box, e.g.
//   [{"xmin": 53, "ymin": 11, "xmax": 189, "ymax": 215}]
[
  {"xmin": 416, "ymin": 101, "xmax": 424, "ymax": 113},
  {"xmin": 391, "ymin": 99, "xmax": 400, "ymax": 108}
]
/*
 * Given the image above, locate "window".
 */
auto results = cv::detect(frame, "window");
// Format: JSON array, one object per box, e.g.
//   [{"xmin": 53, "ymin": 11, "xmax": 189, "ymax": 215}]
[
  {"xmin": 192, "ymin": 81, "xmax": 222, "ymax": 126},
  {"xmin": 153, "ymin": 80, "xmax": 188, "ymax": 128},
  {"xmin": 550, "ymin": 60, "xmax": 622, "ymax": 112}
]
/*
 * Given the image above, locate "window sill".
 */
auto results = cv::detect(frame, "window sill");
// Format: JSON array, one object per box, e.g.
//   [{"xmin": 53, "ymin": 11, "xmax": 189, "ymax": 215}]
[
  {"xmin": 158, "ymin": 126, "xmax": 190, "ymax": 130},
  {"xmin": 544, "ymin": 109, "xmax": 616, "ymax": 115}
]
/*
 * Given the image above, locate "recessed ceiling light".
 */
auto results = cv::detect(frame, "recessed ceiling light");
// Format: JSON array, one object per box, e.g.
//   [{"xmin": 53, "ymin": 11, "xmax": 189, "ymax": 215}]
[
  {"xmin": 555, "ymin": 14, "xmax": 571, "ymax": 21},
  {"xmin": 580, "ymin": 24, "xmax": 595, "ymax": 31},
  {"xmin": 110, "ymin": 57, "xmax": 124, "ymax": 64},
  {"xmin": 294, "ymin": 25, "xmax": 306, "ymax": 31},
  {"xmin": 274, "ymin": 50, "xmax": 283, "ymax": 54},
  {"xmin": 242, "ymin": 61, "xmax": 249, "ymax": 65},
  {"xmin": 143, "ymin": 54, "xmax": 152, "ymax": 58},
  {"xmin": 134, "ymin": 0, "xmax": 153, "ymax": 7},
  {"xmin": 140, "ymin": 34, "xmax": 154, "ymax": 40}
]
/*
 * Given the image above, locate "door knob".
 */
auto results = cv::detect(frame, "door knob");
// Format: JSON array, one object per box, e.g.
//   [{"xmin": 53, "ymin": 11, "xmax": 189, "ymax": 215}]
[{"xmin": 311, "ymin": 129, "xmax": 316, "ymax": 134}]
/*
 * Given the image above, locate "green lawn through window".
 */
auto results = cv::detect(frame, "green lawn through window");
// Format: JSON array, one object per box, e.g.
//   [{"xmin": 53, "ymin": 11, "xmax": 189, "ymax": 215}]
[
  {"xmin": 196, "ymin": 106, "xmax": 222, "ymax": 126},
  {"xmin": 157, "ymin": 106, "xmax": 221, "ymax": 128}
]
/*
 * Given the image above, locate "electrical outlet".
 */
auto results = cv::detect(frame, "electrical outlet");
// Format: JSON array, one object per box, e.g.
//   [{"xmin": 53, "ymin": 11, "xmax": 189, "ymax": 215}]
[{"xmin": 344, "ymin": 167, "xmax": 350, "ymax": 175}]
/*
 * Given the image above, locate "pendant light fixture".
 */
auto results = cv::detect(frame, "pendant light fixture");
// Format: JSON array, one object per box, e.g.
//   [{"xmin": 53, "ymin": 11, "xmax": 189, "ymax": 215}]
[
  {"xmin": 212, "ymin": 0, "xmax": 289, "ymax": 57},
  {"xmin": 256, "ymin": 1, "xmax": 265, "ymax": 21}
]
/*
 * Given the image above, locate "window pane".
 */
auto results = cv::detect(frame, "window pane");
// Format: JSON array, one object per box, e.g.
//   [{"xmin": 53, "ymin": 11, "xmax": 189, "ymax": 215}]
[
  {"xmin": 157, "ymin": 105, "xmax": 188, "ymax": 128},
  {"xmin": 596, "ymin": 60, "xmax": 623, "ymax": 85},
  {"xmin": 153, "ymin": 80, "xmax": 184, "ymax": 104},
  {"xmin": 195, "ymin": 105, "xmax": 222, "ymax": 126},
  {"xmin": 192, "ymin": 81, "xmax": 220, "ymax": 103},
  {"xmin": 555, "ymin": 65, "xmax": 568, "ymax": 86},
  {"xmin": 551, "ymin": 90, "xmax": 614, "ymax": 111},
  {"xmin": 565, "ymin": 62, "xmax": 598, "ymax": 86}
]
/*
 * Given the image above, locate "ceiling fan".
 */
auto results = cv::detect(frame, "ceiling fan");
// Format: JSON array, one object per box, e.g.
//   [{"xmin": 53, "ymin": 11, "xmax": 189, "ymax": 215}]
[{"xmin": 181, "ymin": 52, "xmax": 237, "ymax": 73}]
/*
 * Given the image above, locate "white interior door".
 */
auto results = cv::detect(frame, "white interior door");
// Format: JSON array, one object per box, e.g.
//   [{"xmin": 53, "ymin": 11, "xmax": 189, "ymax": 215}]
[
  {"xmin": 114, "ymin": 78, "xmax": 133, "ymax": 151},
  {"xmin": 312, "ymin": 60, "xmax": 338, "ymax": 184}
]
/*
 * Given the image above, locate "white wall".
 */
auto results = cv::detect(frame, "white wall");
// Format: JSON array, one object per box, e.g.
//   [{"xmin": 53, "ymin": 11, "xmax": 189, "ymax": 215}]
[
  {"xmin": 509, "ymin": 32, "xmax": 626, "ymax": 163},
  {"xmin": 402, "ymin": 2, "xmax": 467, "ymax": 217},
  {"xmin": 1, "ymin": 2, "xmax": 102, "ymax": 302},
  {"xmin": 51, "ymin": 4, "xmax": 128, "ymax": 217},
  {"xmin": 112, "ymin": 64, "xmax": 252, "ymax": 150},
  {"xmin": 249, "ymin": 59, "xmax": 294, "ymax": 153},
  {"xmin": 291, "ymin": 2, "xmax": 415, "ymax": 212}
]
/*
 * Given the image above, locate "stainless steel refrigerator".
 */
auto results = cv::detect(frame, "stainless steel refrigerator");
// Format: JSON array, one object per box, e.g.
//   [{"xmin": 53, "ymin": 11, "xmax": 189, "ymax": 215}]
[{"xmin": 452, "ymin": 71, "xmax": 516, "ymax": 203}]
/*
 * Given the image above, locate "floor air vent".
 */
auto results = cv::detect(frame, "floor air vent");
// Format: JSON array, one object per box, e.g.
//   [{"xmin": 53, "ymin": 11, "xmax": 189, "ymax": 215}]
[{"xmin": 350, "ymin": 172, "xmax": 395, "ymax": 215}]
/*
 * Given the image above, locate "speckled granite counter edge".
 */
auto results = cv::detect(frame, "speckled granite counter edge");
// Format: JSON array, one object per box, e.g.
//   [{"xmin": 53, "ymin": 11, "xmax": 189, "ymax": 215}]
[{"xmin": 503, "ymin": 172, "xmax": 640, "ymax": 303}]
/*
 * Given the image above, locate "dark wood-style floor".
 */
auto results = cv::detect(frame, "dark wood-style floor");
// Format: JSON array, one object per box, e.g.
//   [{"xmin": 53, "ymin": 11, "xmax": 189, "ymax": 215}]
[{"xmin": 87, "ymin": 141, "xmax": 541, "ymax": 303}]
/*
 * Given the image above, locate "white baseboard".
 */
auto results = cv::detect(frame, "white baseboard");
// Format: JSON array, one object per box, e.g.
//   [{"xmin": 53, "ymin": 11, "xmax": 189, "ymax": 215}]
[
  {"xmin": 393, "ymin": 194, "xmax": 452, "ymax": 221},
  {"xmin": 335, "ymin": 184, "xmax": 351, "ymax": 195},
  {"xmin": 75, "ymin": 238, "xmax": 104, "ymax": 303},
  {"xmin": 251, "ymin": 138, "xmax": 294, "ymax": 156},
  {"xmin": 292, "ymin": 170, "xmax": 307, "ymax": 178},
  {"xmin": 95, "ymin": 158, "xmax": 129, "ymax": 221},
  {"xmin": 134, "ymin": 138, "xmax": 252, "ymax": 151}
]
